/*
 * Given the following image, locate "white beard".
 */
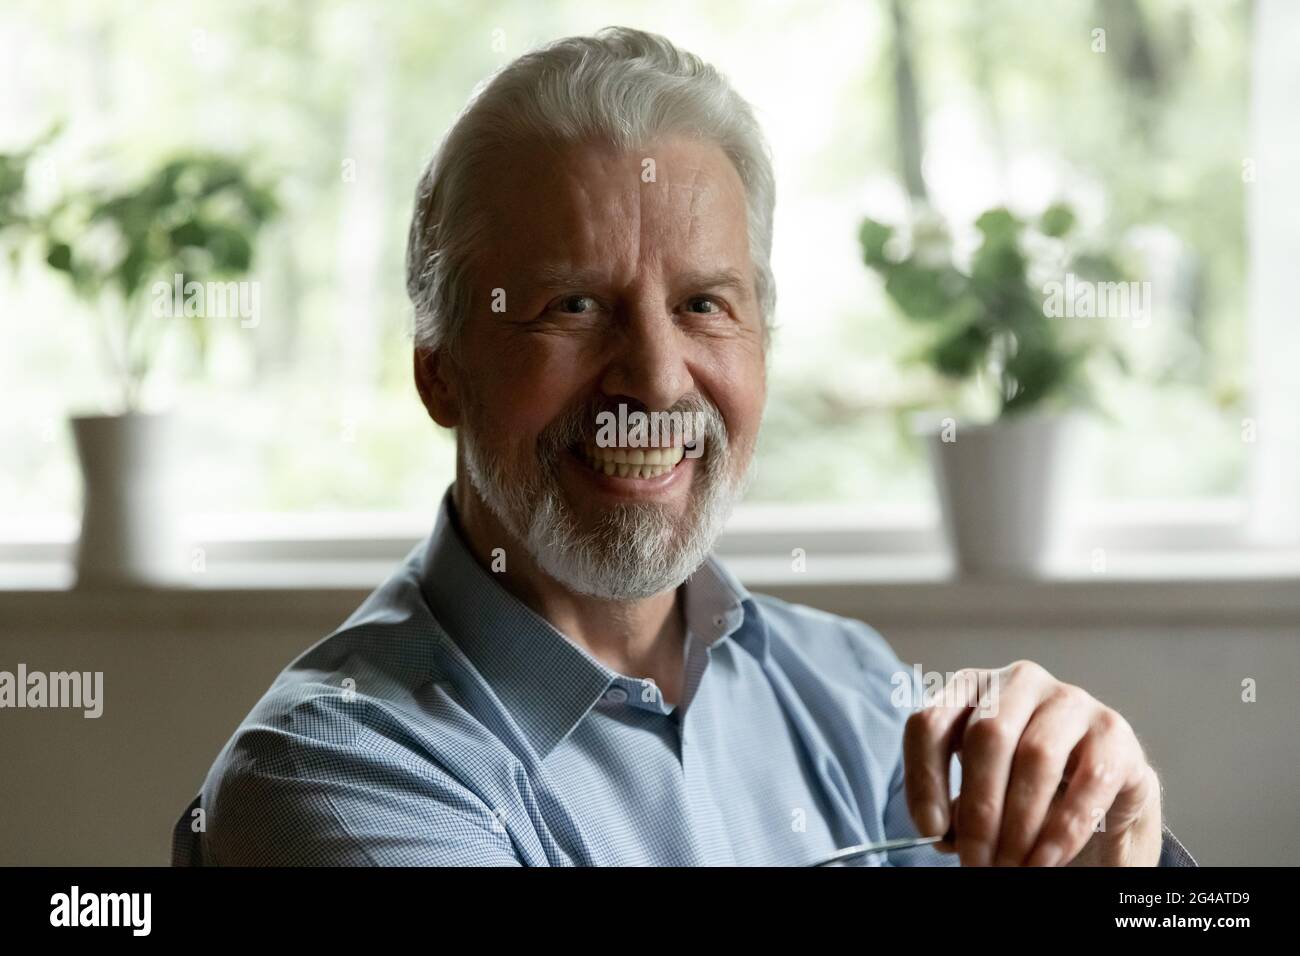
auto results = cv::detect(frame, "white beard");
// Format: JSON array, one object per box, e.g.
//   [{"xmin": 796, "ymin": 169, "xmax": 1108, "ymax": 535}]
[{"xmin": 460, "ymin": 396, "xmax": 752, "ymax": 601}]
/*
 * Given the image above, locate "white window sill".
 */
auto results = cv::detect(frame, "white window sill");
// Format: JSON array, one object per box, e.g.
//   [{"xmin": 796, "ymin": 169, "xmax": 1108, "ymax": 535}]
[
  {"xmin": 4, "ymin": 549, "xmax": 1300, "ymax": 631},
  {"xmin": 3, "ymin": 498, "xmax": 1299, "ymax": 627}
]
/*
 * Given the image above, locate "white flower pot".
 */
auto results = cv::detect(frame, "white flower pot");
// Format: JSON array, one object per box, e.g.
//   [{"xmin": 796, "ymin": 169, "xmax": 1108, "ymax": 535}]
[
  {"xmin": 924, "ymin": 412, "xmax": 1079, "ymax": 578},
  {"xmin": 70, "ymin": 412, "xmax": 185, "ymax": 587}
]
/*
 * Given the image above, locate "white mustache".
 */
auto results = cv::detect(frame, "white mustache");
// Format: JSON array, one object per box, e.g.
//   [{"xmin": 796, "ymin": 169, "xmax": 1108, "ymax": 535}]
[{"xmin": 541, "ymin": 398, "xmax": 726, "ymax": 468}]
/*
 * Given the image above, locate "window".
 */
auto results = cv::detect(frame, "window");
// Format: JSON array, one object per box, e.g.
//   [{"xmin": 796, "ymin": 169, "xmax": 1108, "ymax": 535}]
[{"xmin": 2, "ymin": 0, "xmax": 1288, "ymax": 576}]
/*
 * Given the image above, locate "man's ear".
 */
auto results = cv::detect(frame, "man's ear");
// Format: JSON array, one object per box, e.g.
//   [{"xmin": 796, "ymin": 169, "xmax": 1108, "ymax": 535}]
[{"xmin": 414, "ymin": 347, "xmax": 460, "ymax": 428}]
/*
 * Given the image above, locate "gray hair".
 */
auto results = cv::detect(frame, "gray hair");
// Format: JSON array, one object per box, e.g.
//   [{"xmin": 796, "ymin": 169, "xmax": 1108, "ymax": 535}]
[{"xmin": 404, "ymin": 26, "xmax": 777, "ymax": 355}]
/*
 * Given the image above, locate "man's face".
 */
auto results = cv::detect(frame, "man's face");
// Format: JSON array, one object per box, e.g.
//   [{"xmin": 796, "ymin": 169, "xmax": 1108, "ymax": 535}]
[{"xmin": 444, "ymin": 134, "xmax": 767, "ymax": 599}]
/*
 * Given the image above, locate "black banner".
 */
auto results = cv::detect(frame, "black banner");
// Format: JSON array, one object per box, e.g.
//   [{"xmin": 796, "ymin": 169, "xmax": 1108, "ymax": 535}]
[{"xmin": 0, "ymin": 865, "xmax": 1281, "ymax": 941}]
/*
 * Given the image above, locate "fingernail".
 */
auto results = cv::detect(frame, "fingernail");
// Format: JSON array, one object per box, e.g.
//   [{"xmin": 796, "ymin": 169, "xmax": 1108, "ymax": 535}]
[{"xmin": 921, "ymin": 804, "xmax": 946, "ymax": 836}]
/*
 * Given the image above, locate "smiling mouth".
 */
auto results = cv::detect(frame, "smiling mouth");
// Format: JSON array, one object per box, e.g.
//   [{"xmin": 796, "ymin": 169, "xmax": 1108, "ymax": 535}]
[{"xmin": 578, "ymin": 441, "xmax": 689, "ymax": 480}]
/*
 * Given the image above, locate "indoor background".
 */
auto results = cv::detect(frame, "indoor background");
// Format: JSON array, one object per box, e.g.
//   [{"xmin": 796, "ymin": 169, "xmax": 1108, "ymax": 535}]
[{"xmin": 1, "ymin": 0, "xmax": 1296, "ymax": 865}]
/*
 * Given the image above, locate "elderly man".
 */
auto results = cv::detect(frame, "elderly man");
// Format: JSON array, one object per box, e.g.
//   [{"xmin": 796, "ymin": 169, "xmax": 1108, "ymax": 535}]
[{"xmin": 181, "ymin": 27, "xmax": 1193, "ymax": 867}]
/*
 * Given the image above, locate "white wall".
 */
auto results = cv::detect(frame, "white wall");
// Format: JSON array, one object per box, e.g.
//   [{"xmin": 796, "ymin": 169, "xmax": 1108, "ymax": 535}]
[{"xmin": 0, "ymin": 583, "xmax": 1295, "ymax": 866}]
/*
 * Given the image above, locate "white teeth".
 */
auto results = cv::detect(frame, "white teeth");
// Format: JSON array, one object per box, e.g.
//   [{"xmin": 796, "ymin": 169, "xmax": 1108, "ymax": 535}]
[{"xmin": 581, "ymin": 442, "xmax": 689, "ymax": 480}]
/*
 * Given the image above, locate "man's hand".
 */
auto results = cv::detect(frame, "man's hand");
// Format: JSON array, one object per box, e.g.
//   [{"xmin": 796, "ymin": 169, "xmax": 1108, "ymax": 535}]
[{"xmin": 903, "ymin": 660, "xmax": 1163, "ymax": 866}]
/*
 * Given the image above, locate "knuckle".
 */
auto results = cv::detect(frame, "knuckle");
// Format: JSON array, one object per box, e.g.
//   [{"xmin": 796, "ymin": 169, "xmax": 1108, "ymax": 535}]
[
  {"xmin": 1078, "ymin": 757, "xmax": 1118, "ymax": 789},
  {"xmin": 966, "ymin": 715, "xmax": 1015, "ymax": 752},
  {"xmin": 1008, "ymin": 770, "xmax": 1042, "ymax": 804},
  {"xmin": 1060, "ymin": 808, "xmax": 1094, "ymax": 840},
  {"xmin": 1008, "ymin": 659, "xmax": 1047, "ymax": 682},
  {"xmin": 1014, "ymin": 736, "xmax": 1056, "ymax": 776},
  {"xmin": 960, "ymin": 794, "xmax": 1003, "ymax": 829},
  {"xmin": 1053, "ymin": 683, "xmax": 1090, "ymax": 709},
  {"xmin": 1094, "ymin": 707, "xmax": 1130, "ymax": 738}
]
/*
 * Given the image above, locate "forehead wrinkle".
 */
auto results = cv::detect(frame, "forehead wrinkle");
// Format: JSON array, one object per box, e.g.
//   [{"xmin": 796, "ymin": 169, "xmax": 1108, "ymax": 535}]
[
  {"xmin": 683, "ymin": 163, "xmax": 705, "ymax": 247},
  {"xmin": 636, "ymin": 159, "xmax": 708, "ymax": 286},
  {"xmin": 568, "ymin": 148, "xmax": 640, "ymax": 284},
  {"xmin": 514, "ymin": 140, "xmax": 749, "ymax": 299}
]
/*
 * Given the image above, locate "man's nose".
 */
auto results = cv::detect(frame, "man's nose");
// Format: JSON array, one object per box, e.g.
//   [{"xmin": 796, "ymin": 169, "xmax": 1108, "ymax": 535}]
[{"xmin": 599, "ymin": 306, "xmax": 694, "ymax": 411}]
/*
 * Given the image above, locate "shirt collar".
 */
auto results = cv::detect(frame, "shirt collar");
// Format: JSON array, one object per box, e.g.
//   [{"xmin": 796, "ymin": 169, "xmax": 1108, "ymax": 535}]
[
  {"xmin": 419, "ymin": 490, "xmax": 615, "ymax": 758},
  {"xmin": 417, "ymin": 487, "xmax": 766, "ymax": 755},
  {"xmin": 684, "ymin": 551, "xmax": 765, "ymax": 660}
]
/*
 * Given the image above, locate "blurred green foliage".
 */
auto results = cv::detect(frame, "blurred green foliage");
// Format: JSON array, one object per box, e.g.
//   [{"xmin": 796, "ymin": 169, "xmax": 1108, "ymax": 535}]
[
  {"xmin": 0, "ymin": 0, "xmax": 1252, "ymax": 516},
  {"xmin": 0, "ymin": 138, "xmax": 278, "ymax": 411},
  {"xmin": 858, "ymin": 202, "xmax": 1126, "ymax": 418}
]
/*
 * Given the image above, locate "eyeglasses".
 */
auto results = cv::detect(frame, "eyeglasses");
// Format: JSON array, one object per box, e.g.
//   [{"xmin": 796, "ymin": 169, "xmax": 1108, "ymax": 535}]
[{"xmin": 808, "ymin": 831, "xmax": 951, "ymax": 867}]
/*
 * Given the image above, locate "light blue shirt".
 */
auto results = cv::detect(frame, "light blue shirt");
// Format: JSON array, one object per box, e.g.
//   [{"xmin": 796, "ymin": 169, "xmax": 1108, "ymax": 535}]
[{"xmin": 177, "ymin": 489, "xmax": 1194, "ymax": 867}]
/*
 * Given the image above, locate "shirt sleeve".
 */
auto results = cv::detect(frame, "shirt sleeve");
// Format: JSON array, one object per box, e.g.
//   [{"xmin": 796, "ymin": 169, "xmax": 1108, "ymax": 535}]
[
  {"xmin": 201, "ymin": 702, "xmax": 523, "ymax": 866},
  {"xmin": 1158, "ymin": 826, "xmax": 1197, "ymax": 867}
]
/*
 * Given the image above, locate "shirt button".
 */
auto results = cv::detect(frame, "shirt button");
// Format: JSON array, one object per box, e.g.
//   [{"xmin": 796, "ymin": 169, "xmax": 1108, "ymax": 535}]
[
  {"xmin": 603, "ymin": 686, "xmax": 629, "ymax": 704},
  {"xmin": 712, "ymin": 615, "xmax": 725, "ymax": 628}
]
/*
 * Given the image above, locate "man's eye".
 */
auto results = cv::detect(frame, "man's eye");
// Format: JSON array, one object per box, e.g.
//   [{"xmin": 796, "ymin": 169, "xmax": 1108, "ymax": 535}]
[
  {"xmin": 684, "ymin": 296, "xmax": 723, "ymax": 315},
  {"xmin": 550, "ymin": 294, "xmax": 600, "ymax": 315}
]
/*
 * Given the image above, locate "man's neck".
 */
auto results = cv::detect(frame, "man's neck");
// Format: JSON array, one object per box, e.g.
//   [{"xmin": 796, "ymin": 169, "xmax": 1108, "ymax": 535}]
[{"xmin": 450, "ymin": 479, "xmax": 688, "ymax": 706}]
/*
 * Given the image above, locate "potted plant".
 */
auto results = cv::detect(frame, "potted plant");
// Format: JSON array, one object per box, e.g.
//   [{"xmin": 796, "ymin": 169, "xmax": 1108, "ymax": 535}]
[
  {"xmin": 0, "ymin": 138, "xmax": 277, "ymax": 585},
  {"xmin": 859, "ymin": 203, "xmax": 1126, "ymax": 577}
]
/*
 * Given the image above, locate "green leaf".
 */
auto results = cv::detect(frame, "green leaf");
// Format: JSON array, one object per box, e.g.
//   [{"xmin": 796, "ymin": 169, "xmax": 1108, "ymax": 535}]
[
  {"xmin": 970, "ymin": 235, "xmax": 1027, "ymax": 290},
  {"xmin": 46, "ymin": 241, "xmax": 72, "ymax": 272},
  {"xmin": 974, "ymin": 207, "xmax": 1020, "ymax": 243},
  {"xmin": 884, "ymin": 262, "xmax": 964, "ymax": 320},
  {"xmin": 1003, "ymin": 343, "xmax": 1076, "ymax": 413},
  {"xmin": 169, "ymin": 219, "xmax": 209, "ymax": 249},
  {"xmin": 928, "ymin": 322, "xmax": 989, "ymax": 378},
  {"xmin": 858, "ymin": 217, "xmax": 892, "ymax": 268},
  {"xmin": 1039, "ymin": 203, "xmax": 1076, "ymax": 238},
  {"xmin": 207, "ymin": 224, "xmax": 253, "ymax": 272}
]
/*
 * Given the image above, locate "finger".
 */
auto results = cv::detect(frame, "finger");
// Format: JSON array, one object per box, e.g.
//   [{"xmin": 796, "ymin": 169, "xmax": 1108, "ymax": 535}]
[
  {"xmin": 904, "ymin": 699, "xmax": 969, "ymax": 838},
  {"xmin": 1102, "ymin": 748, "xmax": 1159, "ymax": 836},
  {"xmin": 935, "ymin": 795, "xmax": 960, "ymax": 854},
  {"xmin": 993, "ymin": 688, "xmax": 1092, "ymax": 866},
  {"xmin": 954, "ymin": 663, "xmax": 1054, "ymax": 867},
  {"xmin": 903, "ymin": 664, "xmax": 999, "ymax": 837},
  {"xmin": 1025, "ymin": 710, "xmax": 1143, "ymax": 866}
]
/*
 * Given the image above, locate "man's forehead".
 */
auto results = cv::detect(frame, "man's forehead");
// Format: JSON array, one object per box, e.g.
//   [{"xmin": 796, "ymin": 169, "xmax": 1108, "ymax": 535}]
[
  {"xmin": 490, "ymin": 133, "xmax": 735, "ymax": 188},
  {"xmin": 475, "ymin": 137, "xmax": 742, "ymax": 224},
  {"xmin": 475, "ymin": 135, "xmax": 750, "ymax": 278}
]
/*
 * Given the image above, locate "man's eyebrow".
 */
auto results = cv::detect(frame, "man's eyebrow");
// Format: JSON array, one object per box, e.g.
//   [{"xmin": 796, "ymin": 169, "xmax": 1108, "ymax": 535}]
[
  {"xmin": 524, "ymin": 265, "xmax": 751, "ymax": 297},
  {"xmin": 676, "ymin": 268, "xmax": 751, "ymax": 296}
]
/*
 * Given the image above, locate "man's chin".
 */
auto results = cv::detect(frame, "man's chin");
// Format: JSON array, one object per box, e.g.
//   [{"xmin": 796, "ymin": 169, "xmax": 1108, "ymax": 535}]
[
  {"xmin": 533, "ymin": 541, "xmax": 699, "ymax": 603},
  {"xmin": 560, "ymin": 486, "xmax": 704, "ymax": 558},
  {"xmin": 526, "ymin": 487, "xmax": 712, "ymax": 600}
]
